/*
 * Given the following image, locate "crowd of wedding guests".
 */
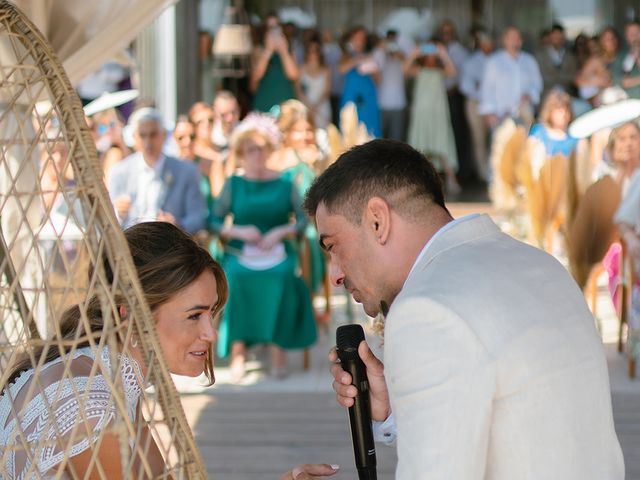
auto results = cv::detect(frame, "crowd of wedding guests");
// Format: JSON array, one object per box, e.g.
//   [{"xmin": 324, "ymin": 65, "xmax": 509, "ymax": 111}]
[{"xmin": 76, "ymin": 14, "xmax": 640, "ymax": 378}]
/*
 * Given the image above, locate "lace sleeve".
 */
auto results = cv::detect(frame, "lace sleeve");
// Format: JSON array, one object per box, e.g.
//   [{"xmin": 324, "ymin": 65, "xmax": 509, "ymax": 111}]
[{"xmin": 0, "ymin": 348, "xmax": 142, "ymax": 478}]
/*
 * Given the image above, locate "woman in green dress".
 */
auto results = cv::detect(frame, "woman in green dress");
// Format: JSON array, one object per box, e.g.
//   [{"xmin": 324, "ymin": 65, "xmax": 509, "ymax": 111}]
[
  {"xmin": 212, "ymin": 126, "xmax": 316, "ymax": 382},
  {"xmin": 250, "ymin": 19, "xmax": 299, "ymax": 113}
]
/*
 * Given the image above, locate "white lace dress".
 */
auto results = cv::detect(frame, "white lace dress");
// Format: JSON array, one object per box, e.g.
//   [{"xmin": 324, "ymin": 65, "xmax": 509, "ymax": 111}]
[{"xmin": 0, "ymin": 346, "xmax": 143, "ymax": 479}]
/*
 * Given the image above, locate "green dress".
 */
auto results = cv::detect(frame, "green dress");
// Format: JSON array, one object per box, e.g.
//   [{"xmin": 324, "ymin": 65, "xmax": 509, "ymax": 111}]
[
  {"xmin": 212, "ymin": 175, "xmax": 317, "ymax": 358},
  {"xmin": 281, "ymin": 158, "xmax": 326, "ymax": 293},
  {"xmin": 253, "ymin": 53, "xmax": 296, "ymax": 113}
]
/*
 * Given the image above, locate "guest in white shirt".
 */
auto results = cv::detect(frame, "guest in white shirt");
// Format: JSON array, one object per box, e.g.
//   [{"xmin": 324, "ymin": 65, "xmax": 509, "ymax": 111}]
[
  {"xmin": 460, "ymin": 31, "xmax": 495, "ymax": 181},
  {"xmin": 373, "ymin": 30, "xmax": 408, "ymax": 141},
  {"xmin": 479, "ymin": 26, "xmax": 543, "ymax": 128}
]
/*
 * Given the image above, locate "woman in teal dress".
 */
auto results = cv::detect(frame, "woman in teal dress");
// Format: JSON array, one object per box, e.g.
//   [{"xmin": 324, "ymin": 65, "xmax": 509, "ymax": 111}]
[{"xmin": 211, "ymin": 126, "xmax": 316, "ymax": 381}]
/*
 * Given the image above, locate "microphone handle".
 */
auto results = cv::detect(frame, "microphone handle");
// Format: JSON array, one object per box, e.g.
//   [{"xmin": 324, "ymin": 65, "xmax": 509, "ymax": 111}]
[{"xmin": 342, "ymin": 356, "xmax": 377, "ymax": 480}]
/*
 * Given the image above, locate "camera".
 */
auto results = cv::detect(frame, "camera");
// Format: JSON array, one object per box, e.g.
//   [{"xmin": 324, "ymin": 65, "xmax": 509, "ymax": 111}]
[{"xmin": 420, "ymin": 43, "xmax": 438, "ymax": 56}]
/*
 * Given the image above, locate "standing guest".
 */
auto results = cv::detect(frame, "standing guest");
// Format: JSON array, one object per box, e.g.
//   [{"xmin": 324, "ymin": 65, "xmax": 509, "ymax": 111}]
[
  {"xmin": 297, "ymin": 38, "xmax": 332, "ymax": 128},
  {"xmin": 212, "ymin": 126, "xmax": 317, "ymax": 382},
  {"xmin": 322, "ymin": 29, "xmax": 345, "ymax": 126},
  {"xmin": 436, "ymin": 20, "xmax": 473, "ymax": 181},
  {"xmin": 339, "ymin": 26, "xmax": 382, "ymax": 137},
  {"xmin": 373, "ymin": 30, "xmax": 408, "ymax": 141},
  {"xmin": 460, "ymin": 31, "xmax": 495, "ymax": 181},
  {"xmin": 199, "ymin": 30, "xmax": 216, "ymax": 104},
  {"xmin": 536, "ymin": 23, "xmax": 578, "ymax": 97},
  {"xmin": 576, "ymin": 33, "xmax": 613, "ymax": 107},
  {"xmin": 529, "ymin": 90, "xmax": 578, "ymax": 157},
  {"xmin": 479, "ymin": 26, "xmax": 543, "ymax": 128},
  {"xmin": 211, "ymin": 90, "xmax": 241, "ymax": 155},
  {"xmin": 613, "ymin": 20, "xmax": 640, "ymax": 99},
  {"xmin": 614, "ymin": 163, "xmax": 640, "ymax": 364},
  {"xmin": 306, "ymin": 139, "xmax": 625, "ymax": 480},
  {"xmin": 108, "ymin": 108, "xmax": 205, "ymax": 234},
  {"xmin": 573, "ymin": 33, "xmax": 592, "ymax": 69},
  {"xmin": 250, "ymin": 13, "xmax": 299, "ymax": 113},
  {"xmin": 600, "ymin": 26, "xmax": 621, "ymax": 70},
  {"xmin": 405, "ymin": 42, "xmax": 461, "ymax": 194}
]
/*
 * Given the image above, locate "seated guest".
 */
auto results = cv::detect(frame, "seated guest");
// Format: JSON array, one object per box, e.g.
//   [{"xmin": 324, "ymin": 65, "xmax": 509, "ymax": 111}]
[
  {"xmin": 90, "ymin": 108, "xmax": 131, "ymax": 183},
  {"xmin": 173, "ymin": 115, "xmax": 214, "ymax": 229},
  {"xmin": 211, "ymin": 90, "xmax": 241, "ymax": 157},
  {"xmin": 189, "ymin": 102, "xmax": 220, "ymax": 176},
  {"xmin": 271, "ymin": 100, "xmax": 327, "ymax": 294},
  {"xmin": 212, "ymin": 124, "xmax": 317, "ymax": 382},
  {"xmin": 108, "ymin": 108, "xmax": 205, "ymax": 234},
  {"xmin": 271, "ymin": 99, "xmax": 326, "ymax": 174},
  {"xmin": 529, "ymin": 90, "xmax": 578, "ymax": 157},
  {"xmin": 210, "ymin": 91, "xmax": 241, "ymax": 195}
]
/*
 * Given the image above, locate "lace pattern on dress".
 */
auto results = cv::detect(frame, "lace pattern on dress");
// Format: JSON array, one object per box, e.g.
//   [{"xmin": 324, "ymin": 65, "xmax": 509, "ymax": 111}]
[{"xmin": 0, "ymin": 346, "xmax": 143, "ymax": 479}]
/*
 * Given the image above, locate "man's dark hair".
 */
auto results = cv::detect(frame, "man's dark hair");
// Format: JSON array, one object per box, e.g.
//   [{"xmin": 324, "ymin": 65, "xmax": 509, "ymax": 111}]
[
  {"xmin": 303, "ymin": 139, "xmax": 446, "ymax": 224},
  {"xmin": 550, "ymin": 23, "xmax": 565, "ymax": 33}
]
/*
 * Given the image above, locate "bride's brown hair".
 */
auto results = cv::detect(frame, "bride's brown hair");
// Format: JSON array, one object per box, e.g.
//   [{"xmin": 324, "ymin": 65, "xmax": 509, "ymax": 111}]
[{"xmin": 4, "ymin": 222, "xmax": 228, "ymax": 389}]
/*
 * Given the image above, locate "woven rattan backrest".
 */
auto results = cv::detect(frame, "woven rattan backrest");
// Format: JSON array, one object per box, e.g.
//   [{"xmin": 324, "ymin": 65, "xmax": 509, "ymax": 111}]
[{"xmin": 0, "ymin": 2, "xmax": 206, "ymax": 478}]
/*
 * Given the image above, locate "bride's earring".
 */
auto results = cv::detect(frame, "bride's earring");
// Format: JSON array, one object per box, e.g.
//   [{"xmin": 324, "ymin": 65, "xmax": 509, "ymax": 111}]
[{"xmin": 130, "ymin": 335, "xmax": 138, "ymax": 349}]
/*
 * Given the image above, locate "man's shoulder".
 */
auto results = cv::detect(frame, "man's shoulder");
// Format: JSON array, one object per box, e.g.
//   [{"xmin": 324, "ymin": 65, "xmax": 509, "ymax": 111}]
[
  {"xmin": 109, "ymin": 153, "xmax": 140, "ymax": 179},
  {"xmin": 164, "ymin": 155, "xmax": 198, "ymax": 176}
]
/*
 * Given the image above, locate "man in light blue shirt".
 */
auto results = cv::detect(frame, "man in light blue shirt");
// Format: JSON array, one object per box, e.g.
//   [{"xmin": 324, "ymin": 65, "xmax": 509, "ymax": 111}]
[
  {"xmin": 479, "ymin": 26, "xmax": 543, "ymax": 129},
  {"xmin": 460, "ymin": 31, "xmax": 495, "ymax": 181}
]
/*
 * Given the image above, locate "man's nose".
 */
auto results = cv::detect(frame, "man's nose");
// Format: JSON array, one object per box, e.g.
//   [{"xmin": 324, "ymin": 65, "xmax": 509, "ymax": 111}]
[{"xmin": 329, "ymin": 261, "xmax": 345, "ymax": 287}]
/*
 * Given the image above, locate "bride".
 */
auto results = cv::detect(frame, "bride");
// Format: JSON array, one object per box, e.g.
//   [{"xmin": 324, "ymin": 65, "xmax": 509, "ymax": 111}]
[{"xmin": 0, "ymin": 221, "xmax": 336, "ymax": 479}]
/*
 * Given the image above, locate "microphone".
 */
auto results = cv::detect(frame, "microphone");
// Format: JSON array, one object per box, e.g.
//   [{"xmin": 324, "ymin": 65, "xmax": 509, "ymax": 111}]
[{"xmin": 336, "ymin": 324, "xmax": 377, "ymax": 480}]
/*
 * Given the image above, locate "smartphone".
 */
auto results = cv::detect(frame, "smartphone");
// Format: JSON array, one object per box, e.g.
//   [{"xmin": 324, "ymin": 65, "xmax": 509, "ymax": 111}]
[{"xmin": 420, "ymin": 43, "xmax": 438, "ymax": 55}]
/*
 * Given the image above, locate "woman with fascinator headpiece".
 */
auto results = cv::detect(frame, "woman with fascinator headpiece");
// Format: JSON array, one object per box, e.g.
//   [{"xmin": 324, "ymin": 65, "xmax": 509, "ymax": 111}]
[{"xmin": 211, "ymin": 115, "xmax": 317, "ymax": 382}]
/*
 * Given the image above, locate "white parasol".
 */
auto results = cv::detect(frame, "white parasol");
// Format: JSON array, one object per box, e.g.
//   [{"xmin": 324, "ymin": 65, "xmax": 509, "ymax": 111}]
[
  {"xmin": 83, "ymin": 89, "xmax": 139, "ymax": 116},
  {"xmin": 569, "ymin": 99, "xmax": 640, "ymax": 139}
]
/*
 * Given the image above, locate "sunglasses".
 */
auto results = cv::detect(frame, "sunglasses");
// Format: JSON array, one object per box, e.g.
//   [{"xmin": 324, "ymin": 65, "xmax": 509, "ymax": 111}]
[{"xmin": 177, "ymin": 134, "xmax": 196, "ymax": 141}]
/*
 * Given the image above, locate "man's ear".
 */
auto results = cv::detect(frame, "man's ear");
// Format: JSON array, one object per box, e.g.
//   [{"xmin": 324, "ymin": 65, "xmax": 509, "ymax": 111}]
[{"xmin": 364, "ymin": 197, "xmax": 391, "ymax": 245}]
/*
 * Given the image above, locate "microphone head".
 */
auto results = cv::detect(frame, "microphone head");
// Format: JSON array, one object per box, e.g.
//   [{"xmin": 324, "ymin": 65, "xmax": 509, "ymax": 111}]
[{"xmin": 336, "ymin": 324, "xmax": 365, "ymax": 352}]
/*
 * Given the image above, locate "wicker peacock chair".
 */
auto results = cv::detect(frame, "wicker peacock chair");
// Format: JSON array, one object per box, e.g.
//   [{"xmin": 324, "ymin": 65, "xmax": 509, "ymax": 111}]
[{"xmin": 0, "ymin": 2, "xmax": 206, "ymax": 478}]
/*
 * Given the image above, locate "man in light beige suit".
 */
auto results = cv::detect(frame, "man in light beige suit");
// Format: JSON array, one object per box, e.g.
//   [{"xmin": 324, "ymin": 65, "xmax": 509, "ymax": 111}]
[{"xmin": 303, "ymin": 139, "xmax": 624, "ymax": 479}]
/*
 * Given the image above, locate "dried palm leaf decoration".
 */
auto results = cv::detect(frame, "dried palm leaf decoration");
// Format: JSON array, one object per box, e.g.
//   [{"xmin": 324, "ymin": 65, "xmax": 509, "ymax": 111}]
[{"xmin": 0, "ymin": 2, "xmax": 206, "ymax": 478}]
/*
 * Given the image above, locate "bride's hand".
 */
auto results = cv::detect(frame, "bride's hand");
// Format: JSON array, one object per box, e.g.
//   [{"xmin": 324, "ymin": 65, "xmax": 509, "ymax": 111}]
[{"xmin": 281, "ymin": 464, "xmax": 339, "ymax": 479}]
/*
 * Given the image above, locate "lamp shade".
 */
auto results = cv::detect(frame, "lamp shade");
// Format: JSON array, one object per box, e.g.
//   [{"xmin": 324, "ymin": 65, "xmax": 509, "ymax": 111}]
[{"xmin": 213, "ymin": 24, "xmax": 252, "ymax": 56}]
